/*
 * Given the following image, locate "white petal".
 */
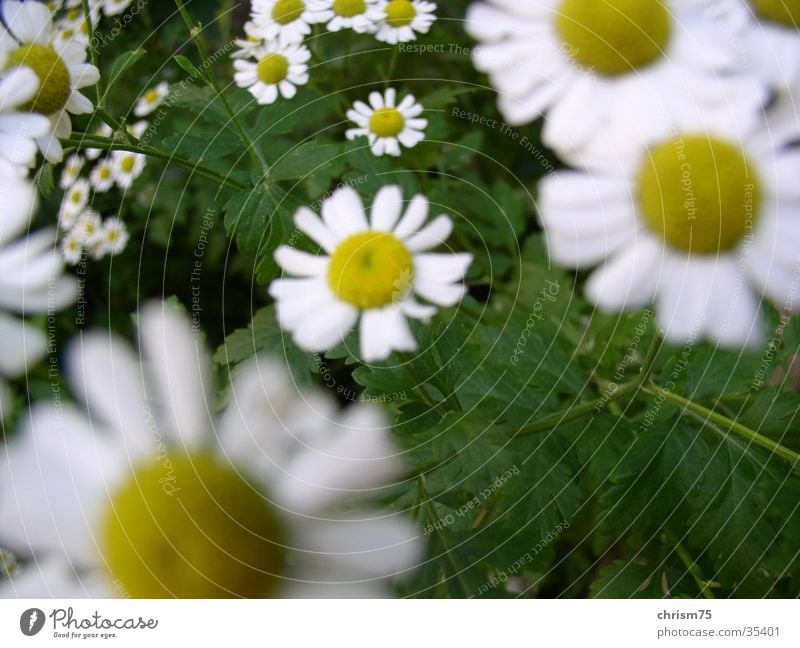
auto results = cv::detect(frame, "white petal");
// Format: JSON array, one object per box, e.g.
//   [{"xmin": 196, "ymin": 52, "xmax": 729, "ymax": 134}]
[
  {"xmin": 585, "ymin": 237, "xmax": 663, "ymax": 311},
  {"xmin": 404, "ymin": 215, "xmax": 453, "ymax": 252},
  {"xmin": 275, "ymin": 245, "xmax": 327, "ymax": 277},
  {"xmin": 321, "ymin": 186, "xmax": 368, "ymax": 237},
  {"xmin": 370, "ymin": 185, "xmax": 404, "ymax": 231},
  {"xmin": 393, "ymin": 194, "xmax": 429, "ymax": 239},
  {"xmin": 0, "ymin": 313, "xmax": 46, "ymax": 377}
]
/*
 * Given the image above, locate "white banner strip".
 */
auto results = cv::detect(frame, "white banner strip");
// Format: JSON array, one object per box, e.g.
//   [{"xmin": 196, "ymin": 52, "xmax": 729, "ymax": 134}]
[{"xmin": 0, "ymin": 599, "xmax": 797, "ymax": 646}]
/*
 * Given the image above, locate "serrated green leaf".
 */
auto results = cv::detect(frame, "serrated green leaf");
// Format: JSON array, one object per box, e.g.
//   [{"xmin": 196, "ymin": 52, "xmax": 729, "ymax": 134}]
[{"xmin": 107, "ymin": 49, "xmax": 145, "ymax": 88}]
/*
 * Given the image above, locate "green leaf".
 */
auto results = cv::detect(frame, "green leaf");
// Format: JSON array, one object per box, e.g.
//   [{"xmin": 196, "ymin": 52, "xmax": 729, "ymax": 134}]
[
  {"xmin": 35, "ymin": 162, "xmax": 55, "ymax": 199},
  {"xmin": 162, "ymin": 133, "xmax": 240, "ymax": 162},
  {"xmin": 107, "ymin": 49, "xmax": 145, "ymax": 88},
  {"xmin": 173, "ymin": 54, "xmax": 200, "ymax": 77},
  {"xmin": 267, "ymin": 141, "xmax": 342, "ymax": 183}
]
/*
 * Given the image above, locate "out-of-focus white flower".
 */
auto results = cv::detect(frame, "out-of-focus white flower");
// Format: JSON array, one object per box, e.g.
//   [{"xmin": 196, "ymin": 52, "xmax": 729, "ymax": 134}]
[
  {"xmin": 71, "ymin": 209, "xmax": 102, "ymax": 246},
  {"xmin": 59, "ymin": 153, "xmax": 84, "ymax": 189},
  {"xmin": 85, "ymin": 122, "xmax": 112, "ymax": 160},
  {"xmin": 133, "ymin": 81, "xmax": 168, "ymax": 117},
  {"xmin": 271, "ymin": 185, "xmax": 472, "ymax": 361},
  {"xmin": 89, "ymin": 157, "xmax": 115, "ymax": 192},
  {"xmin": 0, "ymin": 65, "xmax": 51, "ymax": 169},
  {"xmin": 58, "ymin": 177, "xmax": 91, "ymax": 227},
  {"xmin": 346, "ymin": 88, "xmax": 427, "ymax": 157},
  {"xmin": 59, "ymin": 229, "xmax": 83, "ymax": 265},
  {"xmin": 100, "ymin": 217, "xmax": 128, "ymax": 255},
  {"xmin": 0, "ymin": 303, "xmax": 422, "ymax": 597},
  {"xmin": 110, "ymin": 150, "xmax": 146, "ymax": 189}
]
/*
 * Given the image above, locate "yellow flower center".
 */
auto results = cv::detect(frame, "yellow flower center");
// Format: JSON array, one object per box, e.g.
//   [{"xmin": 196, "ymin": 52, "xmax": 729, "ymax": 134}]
[
  {"xmin": 271, "ymin": 0, "xmax": 305, "ymax": 24},
  {"xmin": 555, "ymin": 0, "xmax": 671, "ymax": 76},
  {"xmin": 257, "ymin": 53, "xmax": 289, "ymax": 84},
  {"xmin": 6, "ymin": 44, "xmax": 72, "ymax": 115},
  {"xmin": 99, "ymin": 166, "xmax": 111, "ymax": 179},
  {"xmin": 108, "ymin": 229, "xmax": 119, "ymax": 241},
  {"xmin": 328, "ymin": 231, "xmax": 413, "ymax": 308},
  {"xmin": 384, "ymin": 0, "xmax": 416, "ymax": 26},
  {"xmin": 66, "ymin": 8, "xmax": 81, "ymax": 20},
  {"xmin": 637, "ymin": 135, "xmax": 761, "ymax": 254},
  {"xmin": 752, "ymin": 0, "xmax": 800, "ymax": 27},
  {"xmin": 369, "ymin": 107, "xmax": 405, "ymax": 137},
  {"xmin": 120, "ymin": 155, "xmax": 136, "ymax": 173},
  {"xmin": 61, "ymin": 29, "xmax": 75, "ymax": 39},
  {"xmin": 333, "ymin": 0, "xmax": 366, "ymax": 17},
  {"xmin": 144, "ymin": 88, "xmax": 160, "ymax": 103},
  {"xmin": 101, "ymin": 453, "xmax": 286, "ymax": 598},
  {"xmin": 70, "ymin": 189, "xmax": 83, "ymax": 203}
]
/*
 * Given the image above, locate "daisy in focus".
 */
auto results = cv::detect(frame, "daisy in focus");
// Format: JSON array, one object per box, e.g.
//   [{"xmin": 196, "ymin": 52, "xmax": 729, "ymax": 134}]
[
  {"xmin": 250, "ymin": 0, "xmax": 324, "ymax": 45},
  {"xmin": 270, "ymin": 185, "xmax": 472, "ymax": 361},
  {"xmin": 539, "ymin": 111, "xmax": 800, "ymax": 347},
  {"xmin": 234, "ymin": 41, "xmax": 311, "ymax": 105},
  {"xmin": 0, "ymin": 303, "xmax": 421, "ymax": 598},
  {"xmin": 0, "ymin": 0, "xmax": 100, "ymax": 162},
  {"xmin": 374, "ymin": 0, "xmax": 436, "ymax": 44},
  {"xmin": 316, "ymin": 0, "xmax": 383, "ymax": 33},
  {"xmin": 465, "ymin": 0, "xmax": 765, "ymax": 168},
  {"xmin": 134, "ymin": 81, "xmax": 169, "ymax": 117},
  {"xmin": 346, "ymin": 88, "xmax": 427, "ymax": 157}
]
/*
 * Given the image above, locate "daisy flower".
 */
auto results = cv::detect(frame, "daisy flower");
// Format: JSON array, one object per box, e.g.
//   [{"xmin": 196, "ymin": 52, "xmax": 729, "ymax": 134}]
[
  {"xmin": 59, "ymin": 153, "xmax": 84, "ymax": 189},
  {"xmin": 0, "ymin": 65, "xmax": 51, "ymax": 169},
  {"xmin": 0, "ymin": 303, "xmax": 422, "ymax": 598},
  {"xmin": 71, "ymin": 209, "xmax": 102, "ymax": 246},
  {"xmin": 539, "ymin": 106, "xmax": 800, "ymax": 347},
  {"xmin": 58, "ymin": 177, "xmax": 90, "ymax": 227},
  {"xmin": 0, "ymin": 0, "xmax": 100, "ymax": 163},
  {"xmin": 110, "ymin": 149, "xmax": 146, "ymax": 189},
  {"xmin": 316, "ymin": 0, "xmax": 383, "ymax": 33},
  {"xmin": 59, "ymin": 229, "xmax": 83, "ymax": 265},
  {"xmin": 126, "ymin": 120, "xmax": 148, "ymax": 139},
  {"xmin": 0, "ymin": 158, "xmax": 37, "ymax": 245},
  {"xmin": 89, "ymin": 157, "xmax": 115, "ymax": 192},
  {"xmin": 374, "ymin": 0, "xmax": 436, "ymax": 44},
  {"xmin": 100, "ymin": 217, "xmax": 128, "ymax": 255},
  {"xmin": 232, "ymin": 21, "xmax": 267, "ymax": 59},
  {"xmin": 102, "ymin": 0, "xmax": 134, "ymax": 16},
  {"xmin": 233, "ymin": 42, "xmax": 311, "ymax": 105},
  {"xmin": 85, "ymin": 122, "xmax": 112, "ymax": 160},
  {"xmin": 706, "ymin": 0, "xmax": 800, "ymax": 87},
  {"xmin": 346, "ymin": 88, "xmax": 427, "ymax": 157},
  {"xmin": 134, "ymin": 81, "xmax": 169, "ymax": 117},
  {"xmin": 270, "ymin": 185, "xmax": 472, "ymax": 361},
  {"xmin": 465, "ymin": 0, "xmax": 765, "ymax": 169},
  {"xmin": 250, "ymin": 0, "xmax": 324, "ymax": 45}
]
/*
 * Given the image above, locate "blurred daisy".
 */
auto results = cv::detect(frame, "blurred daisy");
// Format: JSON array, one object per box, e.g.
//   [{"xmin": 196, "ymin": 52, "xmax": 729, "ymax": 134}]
[
  {"xmin": 58, "ymin": 178, "xmax": 90, "ymax": 227},
  {"xmin": 0, "ymin": 191, "xmax": 77, "ymax": 418},
  {"xmin": 234, "ymin": 42, "xmax": 311, "ymax": 105},
  {"xmin": 707, "ymin": 0, "xmax": 800, "ymax": 87},
  {"xmin": 126, "ymin": 120, "xmax": 148, "ymax": 139},
  {"xmin": 539, "ymin": 111, "xmax": 800, "ymax": 347},
  {"xmin": 89, "ymin": 157, "xmax": 114, "ymax": 192},
  {"xmin": 71, "ymin": 209, "xmax": 102, "ymax": 246},
  {"xmin": 134, "ymin": 81, "xmax": 168, "ymax": 117},
  {"xmin": 317, "ymin": 0, "xmax": 382, "ymax": 33},
  {"xmin": 250, "ymin": 0, "xmax": 324, "ymax": 45},
  {"xmin": 0, "ymin": 65, "xmax": 52, "ymax": 169},
  {"xmin": 270, "ymin": 185, "xmax": 472, "ymax": 361},
  {"xmin": 0, "ymin": 0, "xmax": 100, "ymax": 162},
  {"xmin": 85, "ymin": 122, "xmax": 112, "ymax": 160},
  {"xmin": 59, "ymin": 153, "xmax": 84, "ymax": 189},
  {"xmin": 103, "ymin": 0, "xmax": 134, "ymax": 16},
  {"xmin": 233, "ymin": 21, "xmax": 266, "ymax": 58},
  {"xmin": 465, "ymin": 0, "xmax": 765, "ymax": 169},
  {"xmin": 374, "ymin": 0, "xmax": 436, "ymax": 43},
  {"xmin": 0, "ymin": 303, "xmax": 421, "ymax": 597},
  {"xmin": 111, "ymin": 150, "xmax": 145, "ymax": 189},
  {"xmin": 101, "ymin": 217, "xmax": 128, "ymax": 255},
  {"xmin": 60, "ymin": 230, "xmax": 83, "ymax": 265},
  {"xmin": 346, "ymin": 88, "xmax": 427, "ymax": 157}
]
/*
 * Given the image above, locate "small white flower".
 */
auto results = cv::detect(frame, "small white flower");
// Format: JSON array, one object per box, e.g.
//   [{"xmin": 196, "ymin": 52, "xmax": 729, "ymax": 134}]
[
  {"xmin": 317, "ymin": 0, "xmax": 383, "ymax": 33},
  {"xmin": 110, "ymin": 150, "xmax": 146, "ymax": 189},
  {"xmin": 85, "ymin": 122, "xmax": 112, "ymax": 160},
  {"xmin": 0, "ymin": 66, "xmax": 51, "ymax": 169},
  {"xmin": 539, "ymin": 104, "xmax": 800, "ymax": 348},
  {"xmin": 233, "ymin": 42, "xmax": 311, "ymax": 105},
  {"xmin": 270, "ymin": 185, "xmax": 472, "ymax": 361},
  {"xmin": 465, "ymin": 0, "xmax": 765, "ymax": 169},
  {"xmin": 374, "ymin": 0, "xmax": 436, "ymax": 43},
  {"xmin": 71, "ymin": 208, "xmax": 102, "ymax": 247},
  {"xmin": 232, "ymin": 21, "xmax": 266, "ymax": 58},
  {"xmin": 250, "ymin": 0, "xmax": 325, "ymax": 45},
  {"xmin": 126, "ymin": 120, "xmax": 148, "ymax": 139},
  {"xmin": 346, "ymin": 88, "xmax": 427, "ymax": 157},
  {"xmin": 59, "ymin": 230, "xmax": 83, "ymax": 265},
  {"xmin": 58, "ymin": 153, "xmax": 84, "ymax": 189},
  {"xmin": 102, "ymin": 0, "xmax": 134, "ymax": 16},
  {"xmin": 101, "ymin": 217, "xmax": 128, "ymax": 255},
  {"xmin": 89, "ymin": 157, "xmax": 115, "ymax": 192},
  {"xmin": 58, "ymin": 177, "xmax": 90, "ymax": 227},
  {"xmin": 133, "ymin": 81, "xmax": 168, "ymax": 117},
  {"xmin": 0, "ymin": 0, "xmax": 100, "ymax": 163},
  {"xmin": 0, "ymin": 303, "xmax": 421, "ymax": 597}
]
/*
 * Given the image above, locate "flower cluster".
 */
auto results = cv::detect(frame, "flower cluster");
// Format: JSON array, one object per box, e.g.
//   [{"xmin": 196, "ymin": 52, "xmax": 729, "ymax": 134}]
[{"xmin": 468, "ymin": 0, "xmax": 800, "ymax": 347}]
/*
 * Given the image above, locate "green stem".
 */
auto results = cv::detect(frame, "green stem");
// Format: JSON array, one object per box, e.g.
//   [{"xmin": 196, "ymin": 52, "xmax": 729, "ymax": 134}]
[
  {"xmin": 666, "ymin": 530, "xmax": 715, "ymax": 599},
  {"xmin": 81, "ymin": 0, "xmax": 102, "ymax": 106},
  {"xmin": 173, "ymin": 0, "xmax": 269, "ymax": 173},
  {"xmin": 63, "ymin": 135, "xmax": 245, "ymax": 191},
  {"xmin": 641, "ymin": 384, "xmax": 800, "ymax": 469},
  {"xmin": 384, "ymin": 46, "xmax": 399, "ymax": 85}
]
